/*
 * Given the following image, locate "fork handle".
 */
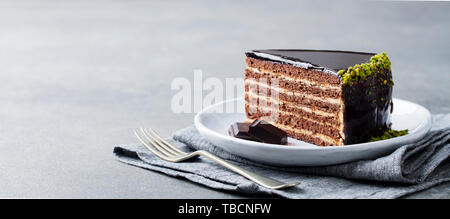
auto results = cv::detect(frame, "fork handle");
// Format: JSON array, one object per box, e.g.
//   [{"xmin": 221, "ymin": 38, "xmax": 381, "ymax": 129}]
[{"xmin": 194, "ymin": 150, "xmax": 298, "ymax": 189}]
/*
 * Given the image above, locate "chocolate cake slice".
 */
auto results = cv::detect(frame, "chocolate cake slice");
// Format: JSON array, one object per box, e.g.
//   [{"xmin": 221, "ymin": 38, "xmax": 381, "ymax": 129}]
[{"xmin": 244, "ymin": 49, "xmax": 393, "ymax": 146}]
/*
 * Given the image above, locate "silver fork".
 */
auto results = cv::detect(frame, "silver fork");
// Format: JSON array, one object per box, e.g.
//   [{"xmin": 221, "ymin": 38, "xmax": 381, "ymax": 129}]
[{"xmin": 134, "ymin": 128, "xmax": 299, "ymax": 190}]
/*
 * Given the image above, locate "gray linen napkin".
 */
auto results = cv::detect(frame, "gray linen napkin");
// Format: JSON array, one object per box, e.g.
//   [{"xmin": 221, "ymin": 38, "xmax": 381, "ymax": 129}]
[{"xmin": 113, "ymin": 114, "xmax": 450, "ymax": 199}]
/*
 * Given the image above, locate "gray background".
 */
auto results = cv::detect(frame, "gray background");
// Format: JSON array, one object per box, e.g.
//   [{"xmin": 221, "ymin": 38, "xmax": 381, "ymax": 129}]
[{"xmin": 0, "ymin": 0, "xmax": 449, "ymax": 198}]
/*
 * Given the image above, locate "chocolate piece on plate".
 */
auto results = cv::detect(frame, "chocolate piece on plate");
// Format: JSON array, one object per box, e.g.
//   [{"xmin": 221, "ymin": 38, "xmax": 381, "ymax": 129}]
[
  {"xmin": 249, "ymin": 120, "xmax": 288, "ymax": 145},
  {"xmin": 228, "ymin": 122, "xmax": 257, "ymax": 141}
]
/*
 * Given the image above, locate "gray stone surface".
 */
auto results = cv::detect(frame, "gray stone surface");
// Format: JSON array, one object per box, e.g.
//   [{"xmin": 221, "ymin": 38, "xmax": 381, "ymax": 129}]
[{"xmin": 0, "ymin": 0, "xmax": 448, "ymax": 198}]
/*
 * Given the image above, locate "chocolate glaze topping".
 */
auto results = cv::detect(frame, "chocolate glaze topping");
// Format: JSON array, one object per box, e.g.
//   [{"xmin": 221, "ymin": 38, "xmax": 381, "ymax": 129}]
[{"xmin": 246, "ymin": 49, "xmax": 376, "ymax": 74}]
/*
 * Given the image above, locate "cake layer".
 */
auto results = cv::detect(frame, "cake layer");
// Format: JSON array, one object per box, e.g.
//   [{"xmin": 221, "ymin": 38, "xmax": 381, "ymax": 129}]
[
  {"xmin": 244, "ymin": 95, "xmax": 341, "ymax": 126},
  {"xmin": 244, "ymin": 65, "xmax": 345, "ymax": 146},
  {"xmin": 245, "ymin": 101, "xmax": 340, "ymax": 128},
  {"xmin": 246, "ymin": 57, "xmax": 341, "ymax": 86},
  {"xmin": 245, "ymin": 68, "xmax": 341, "ymax": 97},
  {"xmin": 245, "ymin": 92, "xmax": 339, "ymax": 118},
  {"xmin": 244, "ymin": 83, "xmax": 341, "ymax": 113},
  {"xmin": 244, "ymin": 94, "xmax": 344, "ymax": 145},
  {"xmin": 245, "ymin": 109, "xmax": 342, "ymax": 146},
  {"xmin": 244, "ymin": 98, "xmax": 342, "ymax": 135},
  {"xmin": 245, "ymin": 68, "xmax": 341, "ymax": 98},
  {"xmin": 246, "ymin": 107, "xmax": 342, "ymax": 138},
  {"xmin": 282, "ymin": 126, "xmax": 341, "ymax": 146},
  {"xmin": 246, "ymin": 66, "xmax": 340, "ymax": 90}
]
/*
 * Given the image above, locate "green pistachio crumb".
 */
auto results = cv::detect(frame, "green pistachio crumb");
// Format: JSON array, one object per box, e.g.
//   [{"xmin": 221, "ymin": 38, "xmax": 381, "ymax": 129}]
[
  {"xmin": 338, "ymin": 52, "xmax": 392, "ymax": 86},
  {"xmin": 369, "ymin": 129, "xmax": 408, "ymax": 142}
]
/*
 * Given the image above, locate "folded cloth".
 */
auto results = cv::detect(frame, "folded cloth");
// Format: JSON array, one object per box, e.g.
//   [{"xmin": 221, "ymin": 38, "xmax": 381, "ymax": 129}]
[{"xmin": 113, "ymin": 114, "xmax": 450, "ymax": 199}]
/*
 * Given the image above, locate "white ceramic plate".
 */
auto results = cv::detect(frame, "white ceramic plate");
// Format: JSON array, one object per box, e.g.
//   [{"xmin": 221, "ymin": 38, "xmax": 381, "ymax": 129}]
[{"xmin": 194, "ymin": 98, "xmax": 431, "ymax": 166}]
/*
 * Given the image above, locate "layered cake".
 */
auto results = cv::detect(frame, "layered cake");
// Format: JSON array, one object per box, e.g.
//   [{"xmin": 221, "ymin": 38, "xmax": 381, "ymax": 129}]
[{"xmin": 244, "ymin": 49, "xmax": 393, "ymax": 146}]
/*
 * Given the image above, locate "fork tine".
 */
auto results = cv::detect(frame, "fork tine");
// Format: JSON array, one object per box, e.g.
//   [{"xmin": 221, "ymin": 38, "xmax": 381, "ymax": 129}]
[
  {"xmin": 148, "ymin": 128, "xmax": 187, "ymax": 156},
  {"xmin": 134, "ymin": 130, "xmax": 172, "ymax": 161},
  {"xmin": 144, "ymin": 129, "xmax": 184, "ymax": 156},
  {"xmin": 140, "ymin": 128, "xmax": 178, "ymax": 157}
]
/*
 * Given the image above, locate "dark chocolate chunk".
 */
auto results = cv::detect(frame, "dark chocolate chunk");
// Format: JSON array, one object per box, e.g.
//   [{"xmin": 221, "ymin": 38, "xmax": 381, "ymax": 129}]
[
  {"xmin": 228, "ymin": 122, "xmax": 257, "ymax": 141},
  {"xmin": 249, "ymin": 120, "xmax": 288, "ymax": 145},
  {"xmin": 229, "ymin": 120, "xmax": 288, "ymax": 145}
]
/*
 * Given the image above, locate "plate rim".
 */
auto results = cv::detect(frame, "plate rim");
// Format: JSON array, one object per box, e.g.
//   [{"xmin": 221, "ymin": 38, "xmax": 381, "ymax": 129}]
[{"xmin": 194, "ymin": 97, "xmax": 432, "ymax": 152}]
